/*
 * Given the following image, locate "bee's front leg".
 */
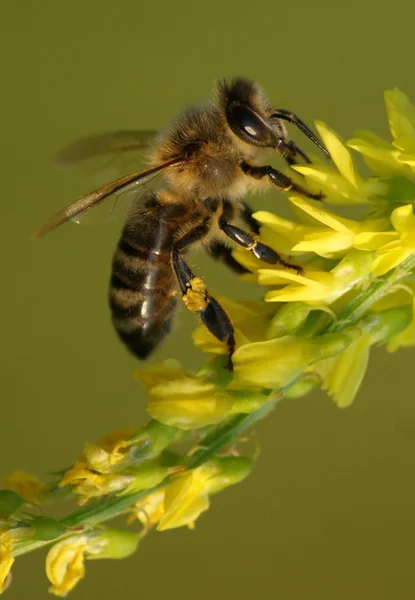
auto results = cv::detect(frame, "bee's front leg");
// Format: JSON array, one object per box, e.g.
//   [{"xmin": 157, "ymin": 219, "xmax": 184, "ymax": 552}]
[{"xmin": 241, "ymin": 161, "xmax": 323, "ymax": 201}]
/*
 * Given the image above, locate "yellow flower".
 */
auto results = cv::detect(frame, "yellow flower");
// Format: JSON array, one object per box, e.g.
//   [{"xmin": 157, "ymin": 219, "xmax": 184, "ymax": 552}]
[
  {"xmin": 157, "ymin": 457, "xmax": 252, "ymax": 531},
  {"xmin": 46, "ymin": 530, "xmax": 139, "ymax": 596},
  {"xmin": 347, "ymin": 130, "xmax": 411, "ymax": 177},
  {"xmin": 192, "ymin": 298, "xmax": 275, "ymax": 355},
  {"xmin": 348, "ymin": 89, "xmax": 415, "ymax": 175},
  {"xmin": 58, "ymin": 423, "xmax": 180, "ymax": 504},
  {"xmin": 2, "ymin": 471, "xmax": 44, "ymax": 502},
  {"xmin": 140, "ymin": 359, "xmax": 268, "ymax": 429},
  {"xmin": 229, "ymin": 328, "xmax": 360, "ymax": 391},
  {"xmin": 0, "ymin": 533, "xmax": 14, "ymax": 594},
  {"xmin": 261, "ymin": 250, "xmax": 374, "ymax": 305},
  {"xmin": 372, "ymin": 204, "xmax": 415, "ymax": 275},
  {"xmin": 288, "ymin": 195, "xmax": 392, "ymax": 258},
  {"xmin": 58, "ymin": 429, "xmax": 141, "ymax": 499},
  {"xmin": 385, "ymin": 88, "xmax": 415, "ymax": 169},
  {"xmin": 145, "ymin": 371, "xmax": 235, "ymax": 430},
  {"xmin": 242, "ymin": 210, "xmax": 310, "ymax": 256},
  {"xmin": 46, "ymin": 535, "xmax": 88, "ymax": 596},
  {"xmin": 313, "ymin": 306, "xmax": 412, "ymax": 407},
  {"xmin": 82, "ymin": 428, "xmax": 140, "ymax": 473},
  {"xmin": 158, "ymin": 469, "xmax": 210, "ymax": 531},
  {"xmin": 60, "ymin": 469, "xmax": 134, "ymax": 505},
  {"xmin": 314, "ymin": 333, "xmax": 371, "ymax": 408},
  {"xmin": 293, "ymin": 122, "xmax": 386, "ymax": 203},
  {"xmin": 129, "ymin": 489, "xmax": 166, "ymax": 530}
]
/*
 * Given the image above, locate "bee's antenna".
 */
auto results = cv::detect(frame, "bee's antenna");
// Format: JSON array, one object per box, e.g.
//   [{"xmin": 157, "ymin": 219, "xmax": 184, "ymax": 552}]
[{"xmin": 272, "ymin": 109, "xmax": 331, "ymax": 159}]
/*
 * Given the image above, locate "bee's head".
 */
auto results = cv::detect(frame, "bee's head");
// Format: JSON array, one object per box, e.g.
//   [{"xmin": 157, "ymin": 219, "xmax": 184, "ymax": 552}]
[
  {"xmin": 216, "ymin": 77, "xmax": 283, "ymax": 148},
  {"xmin": 215, "ymin": 77, "xmax": 330, "ymax": 158}
]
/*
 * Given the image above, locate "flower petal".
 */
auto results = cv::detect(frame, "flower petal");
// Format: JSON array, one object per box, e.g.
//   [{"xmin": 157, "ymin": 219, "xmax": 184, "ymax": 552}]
[
  {"xmin": 318, "ymin": 333, "xmax": 370, "ymax": 408},
  {"xmin": 289, "ymin": 196, "xmax": 358, "ymax": 233},
  {"xmin": 390, "ymin": 204, "xmax": 415, "ymax": 234},
  {"xmin": 348, "ymin": 132, "xmax": 409, "ymax": 176},
  {"xmin": 158, "ymin": 470, "xmax": 210, "ymax": 531},
  {"xmin": 384, "ymin": 88, "xmax": 415, "ymax": 140},
  {"xmin": 46, "ymin": 536, "xmax": 88, "ymax": 597},
  {"xmin": 293, "ymin": 231, "xmax": 353, "ymax": 256},
  {"xmin": 315, "ymin": 121, "xmax": 358, "ymax": 186},
  {"xmin": 353, "ymin": 231, "xmax": 399, "ymax": 251},
  {"xmin": 372, "ymin": 248, "xmax": 411, "ymax": 276},
  {"xmin": 0, "ymin": 534, "xmax": 14, "ymax": 594},
  {"xmin": 147, "ymin": 378, "xmax": 235, "ymax": 430}
]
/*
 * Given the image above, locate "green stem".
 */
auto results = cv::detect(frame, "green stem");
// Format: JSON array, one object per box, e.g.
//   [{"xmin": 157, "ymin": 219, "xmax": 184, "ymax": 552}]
[
  {"xmin": 328, "ymin": 255, "xmax": 415, "ymax": 333},
  {"xmin": 186, "ymin": 397, "xmax": 281, "ymax": 469},
  {"xmin": 12, "ymin": 400, "xmax": 281, "ymax": 557}
]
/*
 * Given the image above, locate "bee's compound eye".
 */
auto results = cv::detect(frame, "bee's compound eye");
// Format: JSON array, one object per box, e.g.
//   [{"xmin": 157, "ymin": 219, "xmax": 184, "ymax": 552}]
[{"xmin": 226, "ymin": 103, "xmax": 272, "ymax": 145}]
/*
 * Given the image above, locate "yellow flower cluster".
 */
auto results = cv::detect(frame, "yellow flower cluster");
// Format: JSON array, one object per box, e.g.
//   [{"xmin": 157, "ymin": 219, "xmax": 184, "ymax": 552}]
[{"xmin": 1, "ymin": 88, "xmax": 415, "ymax": 596}]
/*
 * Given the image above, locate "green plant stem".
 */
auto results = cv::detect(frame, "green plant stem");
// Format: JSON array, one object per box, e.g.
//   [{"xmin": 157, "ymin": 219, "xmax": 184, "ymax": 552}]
[
  {"xmin": 328, "ymin": 255, "xmax": 415, "ymax": 333},
  {"xmin": 12, "ymin": 254, "xmax": 415, "ymax": 558}
]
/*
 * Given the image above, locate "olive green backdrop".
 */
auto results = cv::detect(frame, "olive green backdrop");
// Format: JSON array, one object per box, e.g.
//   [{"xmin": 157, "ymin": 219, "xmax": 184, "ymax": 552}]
[{"xmin": 2, "ymin": 1, "xmax": 415, "ymax": 598}]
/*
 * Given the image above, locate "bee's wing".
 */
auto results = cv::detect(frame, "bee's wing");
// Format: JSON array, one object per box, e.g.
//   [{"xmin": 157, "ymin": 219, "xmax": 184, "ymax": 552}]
[
  {"xmin": 71, "ymin": 168, "xmax": 164, "ymax": 226},
  {"xmin": 55, "ymin": 130, "xmax": 157, "ymax": 176},
  {"xmin": 32, "ymin": 157, "xmax": 183, "ymax": 239}
]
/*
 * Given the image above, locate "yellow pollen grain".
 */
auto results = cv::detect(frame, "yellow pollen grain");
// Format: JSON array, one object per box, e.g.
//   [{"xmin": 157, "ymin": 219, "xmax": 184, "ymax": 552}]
[{"xmin": 183, "ymin": 278, "xmax": 208, "ymax": 312}]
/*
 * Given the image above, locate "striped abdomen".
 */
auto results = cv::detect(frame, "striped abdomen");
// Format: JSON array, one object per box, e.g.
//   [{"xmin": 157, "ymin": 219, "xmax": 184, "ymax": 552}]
[{"xmin": 109, "ymin": 196, "xmax": 187, "ymax": 359}]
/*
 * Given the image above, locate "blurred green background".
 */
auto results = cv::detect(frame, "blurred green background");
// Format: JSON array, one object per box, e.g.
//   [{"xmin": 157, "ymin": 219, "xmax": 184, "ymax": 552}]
[{"xmin": 2, "ymin": 1, "xmax": 415, "ymax": 598}]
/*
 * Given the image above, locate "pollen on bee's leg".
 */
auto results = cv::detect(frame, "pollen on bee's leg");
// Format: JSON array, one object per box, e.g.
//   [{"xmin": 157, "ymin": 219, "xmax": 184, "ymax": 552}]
[{"xmin": 183, "ymin": 277, "xmax": 209, "ymax": 312}]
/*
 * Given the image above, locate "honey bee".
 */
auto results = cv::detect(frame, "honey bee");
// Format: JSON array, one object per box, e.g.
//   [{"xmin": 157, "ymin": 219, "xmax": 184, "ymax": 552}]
[{"xmin": 34, "ymin": 78, "xmax": 330, "ymax": 369}]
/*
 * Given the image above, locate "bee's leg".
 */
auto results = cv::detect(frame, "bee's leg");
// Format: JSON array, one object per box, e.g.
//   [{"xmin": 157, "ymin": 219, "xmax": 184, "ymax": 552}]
[
  {"xmin": 208, "ymin": 202, "xmax": 259, "ymax": 275},
  {"xmin": 219, "ymin": 218, "xmax": 302, "ymax": 273},
  {"xmin": 241, "ymin": 161, "xmax": 323, "ymax": 201},
  {"xmin": 276, "ymin": 139, "xmax": 312, "ymax": 166},
  {"xmin": 240, "ymin": 201, "xmax": 260, "ymax": 234},
  {"xmin": 172, "ymin": 232, "xmax": 235, "ymax": 369},
  {"xmin": 208, "ymin": 241, "xmax": 251, "ymax": 274}
]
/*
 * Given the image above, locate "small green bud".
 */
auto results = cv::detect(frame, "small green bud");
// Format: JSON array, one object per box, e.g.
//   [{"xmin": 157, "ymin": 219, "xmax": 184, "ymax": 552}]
[
  {"xmin": 267, "ymin": 303, "xmax": 312, "ymax": 338},
  {"xmin": 119, "ymin": 462, "xmax": 181, "ymax": 496},
  {"xmin": 285, "ymin": 373, "xmax": 320, "ymax": 399},
  {"xmin": 359, "ymin": 306, "xmax": 413, "ymax": 344},
  {"xmin": 315, "ymin": 328, "xmax": 361, "ymax": 360},
  {"xmin": 206, "ymin": 457, "xmax": 254, "ymax": 494},
  {"xmin": 229, "ymin": 390, "xmax": 268, "ymax": 414},
  {"xmin": 88, "ymin": 529, "xmax": 139, "ymax": 560},
  {"xmin": 131, "ymin": 420, "xmax": 180, "ymax": 460},
  {"xmin": 26, "ymin": 516, "xmax": 67, "ymax": 541}
]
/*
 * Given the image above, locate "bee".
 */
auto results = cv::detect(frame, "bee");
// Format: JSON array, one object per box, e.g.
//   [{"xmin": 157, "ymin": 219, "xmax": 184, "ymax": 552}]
[{"xmin": 34, "ymin": 78, "xmax": 330, "ymax": 369}]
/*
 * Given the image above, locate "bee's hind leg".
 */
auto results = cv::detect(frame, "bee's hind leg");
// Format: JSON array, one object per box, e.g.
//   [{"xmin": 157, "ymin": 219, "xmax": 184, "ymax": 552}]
[{"xmin": 172, "ymin": 248, "xmax": 235, "ymax": 370}]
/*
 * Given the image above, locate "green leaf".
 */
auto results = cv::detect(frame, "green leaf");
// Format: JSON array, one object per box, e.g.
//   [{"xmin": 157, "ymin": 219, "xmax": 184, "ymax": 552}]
[{"xmin": 0, "ymin": 490, "xmax": 25, "ymax": 517}]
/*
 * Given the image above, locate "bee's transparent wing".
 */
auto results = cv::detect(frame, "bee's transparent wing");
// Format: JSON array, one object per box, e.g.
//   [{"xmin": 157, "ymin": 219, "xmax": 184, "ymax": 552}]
[
  {"xmin": 71, "ymin": 170, "xmax": 163, "ymax": 227},
  {"xmin": 55, "ymin": 130, "xmax": 157, "ymax": 179},
  {"xmin": 32, "ymin": 158, "xmax": 182, "ymax": 239}
]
